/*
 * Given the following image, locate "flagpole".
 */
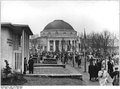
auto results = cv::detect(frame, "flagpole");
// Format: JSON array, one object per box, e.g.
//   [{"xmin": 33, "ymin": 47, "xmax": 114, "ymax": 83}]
[{"xmin": 84, "ymin": 28, "xmax": 87, "ymax": 72}]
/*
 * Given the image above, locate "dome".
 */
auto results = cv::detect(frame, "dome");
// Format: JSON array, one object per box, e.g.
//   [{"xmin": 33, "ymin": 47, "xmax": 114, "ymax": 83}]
[{"xmin": 44, "ymin": 20, "xmax": 74, "ymax": 30}]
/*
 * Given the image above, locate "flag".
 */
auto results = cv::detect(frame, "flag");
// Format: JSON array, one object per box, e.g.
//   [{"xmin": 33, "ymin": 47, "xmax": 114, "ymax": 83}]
[
  {"xmin": 84, "ymin": 29, "xmax": 87, "ymax": 49},
  {"xmin": 84, "ymin": 28, "xmax": 86, "ymax": 39}
]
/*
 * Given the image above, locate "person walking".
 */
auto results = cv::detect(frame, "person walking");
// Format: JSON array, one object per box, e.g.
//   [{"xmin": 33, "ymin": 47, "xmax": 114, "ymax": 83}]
[
  {"xmin": 64, "ymin": 53, "xmax": 68, "ymax": 64},
  {"xmin": 77, "ymin": 55, "xmax": 81, "ymax": 68},
  {"xmin": 98, "ymin": 67, "xmax": 109, "ymax": 86},
  {"xmin": 75, "ymin": 54, "xmax": 78, "ymax": 64},
  {"xmin": 28, "ymin": 56, "xmax": 34, "ymax": 74}
]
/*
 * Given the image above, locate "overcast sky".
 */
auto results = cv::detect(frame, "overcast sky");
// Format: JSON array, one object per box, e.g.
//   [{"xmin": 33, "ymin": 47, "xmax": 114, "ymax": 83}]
[{"xmin": 1, "ymin": 1, "xmax": 119, "ymax": 37}]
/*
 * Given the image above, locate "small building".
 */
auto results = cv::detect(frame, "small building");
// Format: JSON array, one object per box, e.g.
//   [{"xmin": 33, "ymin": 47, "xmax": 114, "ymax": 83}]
[{"xmin": 1, "ymin": 23, "xmax": 33, "ymax": 73}]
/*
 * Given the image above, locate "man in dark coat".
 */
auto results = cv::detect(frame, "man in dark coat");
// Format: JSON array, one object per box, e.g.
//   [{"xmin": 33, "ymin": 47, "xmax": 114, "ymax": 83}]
[
  {"xmin": 75, "ymin": 54, "xmax": 78, "ymax": 63},
  {"xmin": 94, "ymin": 61, "xmax": 99, "ymax": 81},
  {"xmin": 88, "ymin": 62, "xmax": 94, "ymax": 81},
  {"xmin": 92, "ymin": 60, "xmax": 97, "ymax": 81},
  {"xmin": 28, "ymin": 57, "xmax": 34, "ymax": 74},
  {"xmin": 112, "ymin": 67, "xmax": 119, "ymax": 86},
  {"xmin": 77, "ymin": 55, "xmax": 81, "ymax": 68},
  {"xmin": 108, "ymin": 59, "xmax": 114, "ymax": 77},
  {"xmin": 64, "ymin": 53, "xmax": 68, "ymax": 64},
  {"xmin": 23, "ymin": 57, "xmax": 27, "ymax": 74}
]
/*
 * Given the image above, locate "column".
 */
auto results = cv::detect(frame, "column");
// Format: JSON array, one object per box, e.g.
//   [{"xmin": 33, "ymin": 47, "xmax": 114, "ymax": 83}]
[
  {"xmin": 65, "ymin": 40, "xmax": 68, "ymax": 51},
  {"xmin": 74, "ymin": 39, "xmax": 76, "ymax": 52},
  {"xmin": 75, "ymin": 40, "xmax": 77, "ymax": 52},
  {"xmin": 43, "ymin": 46, "xmax": 44, "ymax": 51},
  {"xmin": 27, "ymin": 34, "xmax": 29, "ymax": 62},
  {"xmin": 59, "ymin": 40, "xmax": 61, "ymax": 52},
  {"xmin": 77, "ymin": 40, "xmax": 79, "ymax": 52},
  {"xmin": 70, "ymin": 40, "xmax": 72, "ymax": 52},
  {"xmin": 22, "ymin": 30, "xmax": 25, "ymax": 74},
  {"xmin": 53, "ymin": 40, "xmax": 56, "ymax": 52},
  {"xmin": 47, "ymin": 39, "xmax": 50, "ymax": 51}
]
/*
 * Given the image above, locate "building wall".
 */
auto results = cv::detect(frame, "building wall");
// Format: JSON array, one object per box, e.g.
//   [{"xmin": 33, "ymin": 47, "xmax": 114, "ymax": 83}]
[
  {"xmin": 22, "ymin": 30, "xmax": 30, "ymax": 73},
  {"xmin": 40, "ymin": 30, "xmax": 77, "ymax": 37},
  {"xmin": 1, "ymin": 28, "xmax": 14, "ymax": 70}
]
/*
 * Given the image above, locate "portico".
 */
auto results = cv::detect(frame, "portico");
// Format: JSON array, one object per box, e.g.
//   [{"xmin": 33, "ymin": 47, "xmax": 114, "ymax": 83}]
[{"xmin": 47, "ymin": 38, "xmax": 77, "ymax": 52}]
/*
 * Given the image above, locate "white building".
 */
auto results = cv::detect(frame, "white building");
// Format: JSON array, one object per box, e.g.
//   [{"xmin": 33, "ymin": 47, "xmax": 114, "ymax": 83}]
[
  {"xmin": 38, "ymin": 20, "xmax": 80, "ymax": 53},
  {"xmin": 1, "ymin": 23, "xmax": 33, "ymax": 73}
]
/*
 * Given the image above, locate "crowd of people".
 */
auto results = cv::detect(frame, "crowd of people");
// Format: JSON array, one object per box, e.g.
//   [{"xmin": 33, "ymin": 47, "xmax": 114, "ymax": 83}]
[
  {"xmin": 87, "ymin": 52, "xmax": 119, "ymax": 86},
  {"xmin": 24, "ymin": 51, "xmax": 119, "ymax": 86}
]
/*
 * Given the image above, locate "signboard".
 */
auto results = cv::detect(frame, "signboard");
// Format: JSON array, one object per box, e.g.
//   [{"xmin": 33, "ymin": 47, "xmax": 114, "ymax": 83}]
[{"xmin": 7, "ymin": 38, "xmax": 13, "ymax": 46}]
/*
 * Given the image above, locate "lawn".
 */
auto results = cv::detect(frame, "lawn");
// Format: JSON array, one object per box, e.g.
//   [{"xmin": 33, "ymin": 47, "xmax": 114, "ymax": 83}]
[
  {"xmin": 24, "ymin": 76, "xmax": 84, "ymax": 85},
  {"xmin": 1, "ymin": 77, "xmax": 27, "ymax": 85}
]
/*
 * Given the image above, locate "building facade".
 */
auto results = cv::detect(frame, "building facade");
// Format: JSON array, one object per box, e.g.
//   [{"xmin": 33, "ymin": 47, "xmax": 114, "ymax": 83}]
[
  {"xmin": 38, "ymin": 20, "xmax": 80, "ymax": 53},
  {"xmin": 1, "ymin": 23, "xmax": 33, "ymax": 73}
]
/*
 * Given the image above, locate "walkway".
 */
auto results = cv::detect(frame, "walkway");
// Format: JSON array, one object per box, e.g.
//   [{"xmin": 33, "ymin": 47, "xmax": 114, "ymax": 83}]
[
  {"xmin": 25, "ymin": 60, "xmax": 82, "ymax": 80},
  {"xmin": 25, "ymin": 58, "xmax": 115, "ymax": 86},
  {"xmin": 66, "ymin": 58, "xmax": 114, "ymax": 86}
]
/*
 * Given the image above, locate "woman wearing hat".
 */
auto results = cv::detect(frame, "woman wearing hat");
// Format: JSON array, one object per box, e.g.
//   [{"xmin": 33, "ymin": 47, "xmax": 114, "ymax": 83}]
[{"xmin": 98, "ymin": 67, "xmax": 109, "ymax": 86}]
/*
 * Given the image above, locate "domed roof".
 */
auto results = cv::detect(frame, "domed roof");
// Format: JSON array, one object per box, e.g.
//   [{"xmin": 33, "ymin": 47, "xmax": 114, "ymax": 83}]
[{"xmin": 44, "ymin": 20, "xmax": 74, "ymax": 30}]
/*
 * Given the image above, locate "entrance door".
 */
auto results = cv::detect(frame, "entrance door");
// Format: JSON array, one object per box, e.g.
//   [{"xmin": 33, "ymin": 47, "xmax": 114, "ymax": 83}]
[
  {"xmin": 13, "ymin": 50, "xmax": 22, "ymax": 70},
  {"xmin": 55, "ymin": 40, "xmax": 59, "ymax": 52}
]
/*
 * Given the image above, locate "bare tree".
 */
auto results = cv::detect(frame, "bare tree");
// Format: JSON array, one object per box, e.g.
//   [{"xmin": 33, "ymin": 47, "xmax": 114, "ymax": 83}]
[{"xmin": 82, "ymin": 30, "xmax": 117, "ymax": 56}]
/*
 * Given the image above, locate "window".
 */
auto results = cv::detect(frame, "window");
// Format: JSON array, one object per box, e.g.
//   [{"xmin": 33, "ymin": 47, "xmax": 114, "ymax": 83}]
[
  {"xmin": 44, "ymin": 46, "xmax": 47, "ymax": 51},
  {"xmin": 56, "ymin": 31, "xmax": 58, "ymax": 34},
  {"xmin": 18, "ymin": 36, "xmax": 22, "ymax": 47},
  {"xmin": 63, "ymin": 32, "xmax": 66, "ymax": 34},
  {"xmin": 50, "ymin": 46, "xmax": 53, "ymax": 51}
]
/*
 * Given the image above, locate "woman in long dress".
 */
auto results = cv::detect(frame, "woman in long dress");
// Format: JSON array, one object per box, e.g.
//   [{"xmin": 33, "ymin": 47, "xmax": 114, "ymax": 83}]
[{"xmin": 98, "ymin": 67, "xmax": 109, "ymax": 86}]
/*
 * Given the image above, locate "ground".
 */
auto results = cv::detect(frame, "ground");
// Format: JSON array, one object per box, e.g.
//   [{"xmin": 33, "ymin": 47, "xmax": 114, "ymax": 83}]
[
  {"xmin": 23, "ymin": 59, "xmax": 98, "ymax": 86},
  {"xmin": 3, "ymin": 58, "xmax": 117, "ymax": 86},
  {"xmin": 24, "ymin": 76, "xmax": 84, "ymax": 85}
]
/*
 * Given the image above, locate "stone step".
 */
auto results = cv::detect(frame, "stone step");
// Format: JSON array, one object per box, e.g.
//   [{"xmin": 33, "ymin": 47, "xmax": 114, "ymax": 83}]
[
  {"xmin": 43, "ymin": 58, "xmax": 57, "ymax": 64},
  {"xmin": 34, "ymin": 63, "xmax": 66, "ymax": 68}
]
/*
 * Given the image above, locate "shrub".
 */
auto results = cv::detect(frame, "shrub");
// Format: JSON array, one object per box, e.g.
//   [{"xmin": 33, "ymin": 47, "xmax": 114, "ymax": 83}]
[{"xmin": 2, "ymin": 60, "xmax": 12, "ymax": 78}]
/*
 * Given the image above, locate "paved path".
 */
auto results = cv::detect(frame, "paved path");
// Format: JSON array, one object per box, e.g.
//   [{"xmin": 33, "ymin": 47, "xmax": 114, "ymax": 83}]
[
  {"xmin": 33, "ymin": 67, "xmax": 71, "ymax": 74},
  {"xmin": 66, "ymin": 61, "xmax": 99, "ymax": 85},
  {"xmin": 67, "ymin": 59, "xmax": 114, "ymax": 86},
  {"xmin": 26, "ymin": 59, "xmax": 117, "ymax": 86}
]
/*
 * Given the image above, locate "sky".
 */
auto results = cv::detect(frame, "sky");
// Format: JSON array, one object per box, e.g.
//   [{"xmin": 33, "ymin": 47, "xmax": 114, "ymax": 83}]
[{"xmin": 1, "ymin": 1, "xmax": 119, "ymax": 37}]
